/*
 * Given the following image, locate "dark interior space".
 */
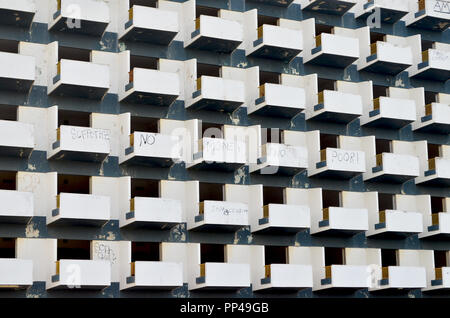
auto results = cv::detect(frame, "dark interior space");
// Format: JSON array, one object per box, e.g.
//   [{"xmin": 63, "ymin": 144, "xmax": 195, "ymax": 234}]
[
  {"xmin": 421, "ymin": 40, "xmax": 434, "ymax": 51},
  {"xmin": 381, "ymin": 249, "xmax": 398, "ymax": 267},
  {"xmin": 263, "ymin": 186, "xmax": 284, "ymax": 206},
  {"xmin": 431, "ymin": 197, "xmax": 444, "ymax": 214},
  {"xmin": 258, "ymin": 15, "xmax": 278, "ymax": 27},
  {"xmin": 131, "ymin": 116, "xmax": 159, "ymax": 133},
  {"xmin": 131, "ymin": 178, "xmax": 159, "ymax": 198},
  {"xmin": 0, "ymin": 238, "xmax": 15, "ymax": 258},
  {"xmin": 434, "ymin": 250, "xmax": 448, "ymax": 268},
  {"xmin": 375, "ymin": 139, "xmax": 391, "ymax": 154},
  {"xmin": 378, "ymin": 193, "xmax": 394, "ymax": 211},
  {"xmin": 131, "ymin": 242, "xmax": 160, "ymax": 262},
  {"xmin": 264, "ymin": 245, "xmax": 287, "ymax": 264},
  {"xmin": 0, "ymin": 39, "xmax": 19, "ymax": 53},
  {"xmin": 202, "ymin": 122, "xmax": 223, "ymax": 138},
  {"xmin": 320, "ymin": 133, "xmax": 338, "ymax": 149},
  {"xmin": 0, "ymin": 105, "xmax": 17, "ymax": 121},
  {"xmin": 428, "ymin": 143, "xmax": 440, "ymax": 159},
  {"xmin": 58, "ymin": 46, "xmax": 90, "ymax": 62},
  {"xmin": 58, "ymin": 110, "xmax": 90, "ymax": 127},
  {"xmin": 130, "ymin": 55, "xmax": 158, "ymax": 70},
  {"xmin": 58, "ymin": 175, "xmax": 90, "ymax": 194},
  {"xmin": 197, "ymin": 63, "xmax": 221, "ymax": 77},
  {"xmin": 370, "ymin": 32, "xmax": 385, "ymax": 44},
  {"xmin": 318, "ymin": 78, "xmax": 335, "ymax": 92},
  {"xmin": 373, "ymin": 85, "xmax": 388, "ymax": 99},
  {"xmin": 425, "ymin": 91, "xmax": 437, "ymax": 105},
  {"xmin": 264, "ymin": 128, "xmax": 281, "ymax": 144},
  {"xmin": 201, "ymin": 244, "xmax": 225, "ymax": 263},
  {"xmin": 259, "ymin": 71, "xmax": 280, "ymax": 85},
  {"xmin": 325, "ymin": 247, "xmax": 345, "ymax": 266},
  {"xmin": 0, "ymin": 171, "xmax": 16, "ymax": 190},
  {"xmin": 130, "ymin": 0, "xmax": 157, "ymax": 8},
  {"xmin": 199, "ymin": 182, "xmax": 223, "ymax": 202},
  {"xmin": 57, "ymin": 240, "xmax": 90, "ymax": 260},
  {"xmin": 315, "ymin": 24, "xmax": 333, "ymax": 36},
  {"xmin": 322, "ymin": 190, "xmax": 340, "ymax": 209},
  {"xmin": 196, "ymin": 5, "xmax": 219, "ymax": 18}
]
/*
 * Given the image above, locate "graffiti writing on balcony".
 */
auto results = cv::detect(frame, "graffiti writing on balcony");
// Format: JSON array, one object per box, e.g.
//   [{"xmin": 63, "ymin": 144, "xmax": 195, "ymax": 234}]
[
  {"xmin": 209, "ymin": 203, "xmax": 248, "ymax": 217},
  {"xmin": 138, "ymin": 133, "xmax": 156, "ymax": 147},
  {"xmin": 433, "ymin": 0, "xmax": 450, "ymax": 13},
  {"xmin": 328, "ymin": 149, "xmax": 362, "ymax": 167},
  {"xmin": 93, "ymin": 242, "xmax": 117, "ymax": 264},
  {"xmin": 70, "ymin": 128, "xmax": 110, "ymax": 141},
  {"xmin": 204, "ymin": 139, "xmax": 243, "ymax": 154}
]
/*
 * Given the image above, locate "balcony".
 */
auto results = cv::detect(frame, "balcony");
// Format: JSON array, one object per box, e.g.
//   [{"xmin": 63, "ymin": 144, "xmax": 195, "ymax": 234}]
[
  {"xmin": 247, "ymin": 25, "xmax": 302, "ymax": 61},
  {"xmin": 120, "ymin": 6, "xmax": 179, "ymax": 45},
  {"xmin": 424, "ymin": 212, "xmax": 450, "ymax": 237},
  {"xmin": 0, "ymin": 120, "xmax": 34, "ymax": 157},
  {"xmin": 48, "ymin": 259, "xmax": 111, "ymax": 290},
  {"xmin": 0, "ymin": 259, "xmax": 33, "ymax": 288},
  {"xmin": 0, "ymin": 51, "xmax": 35, "ymax": 92},
  {"xmin": 413, "ymin": 103, "xmax": 450, "ymax": 134},
  {"xmin": 371, "ymin": 210, "xmax": 423, "ymax": 237},
  {"xmin": 361, "ymin": 97, "xmax": 417, "ymax": 128},
  {"xmin": 49, "ymin": 0, "xmax": 110, "ymax": 36},
  {"xmin": 185, "ymin": 15, "xmax": 243, "ymax": 53},
  {"xmin": 123, "ymin": 261, "xmax": 183, "ymax": 290},
  {"xmin": 360, "ymin": 41, "xmax": 413, "ymax": 75},
  {"xmin": 417, "ymin": 157, "xmax": 450, "ymax": 186},
  {"xmin": 316, "ymin": 207, "xmax": 369, "ymax": 235},
  {"xmin": 301, "ymin": 0, "xmax": 357, "ymax": 15},
  {"xmin": 252, "ymin": 143, "xmax": 308, "ymax": 175},
  {"xmin": 48, "ymin": 125, "xmax": 111, "ymax": 162},
  {"xmin": 121, "ymin": 68, "xmax": 180, "ymax": 106},
  {"xmin": 187, "ymin": 76, "xmax": 245, "ymax": 112},
  {"xmin": 258, "ymin": 264, "xmax": 313, "ymax": 290},
  {"xmin": 308, "ymin": 90, "xmax": 363, "ymax": 123},
  {"xmin": 256, "ymin": 204, "xmax": 310, "ymax": 233},
  {"xmin": 355, "ymin": 0, "xmax": 409, "ymax": 23},
  {"xmin": 364, "ymin": 153, "xmax": 420, "ymax": 183},
  {"xmin": 319, "ymin": 265, "xmax": 370, "ymax": 290},
  {"xmin": 406, "ymin": 0, "xmax": 450, "ymax": 31},
  {"xmin": 0, "ymin": 0, "xmax": 36, "ymax": 27},
  {"xmin": 189, "ymin": 138, "xmax": 247, "ymax": 171},
  {"xmin": 377, "ymin": 266, "xmax": 427, "ymax": 289},
  {"xmin": 190, "ymin": 200, "xmax": 249, "ymax": 231},
  {"xmin": 427, "ymin": 267, "xmax": 450, "ymax": 290},
  {"xmin": 47, "ymin": 192, "xmax": 110, "ymax": 226},
  {"xmin": 305, "ymin": 33, "xmax": 359, "ymax": 67},
  {"xmin": 0, "ymin": 190, "xmax": 33, "ymax": 224},
  {"xmin": 121, "ymin": 197, "xmax": 182, "ymax": 229},
  {"xmin": 193, "ymin": 262, "xmax": 251, "ymax": 290},
  {"xmin": 411, "ymin": 49, "xmax": 450, "ymax": 81},
  {"xmin": 309, "ymin": 148, "xmax": 366, "ymax": 179},
  {"xmin": 249, "ymin": 83, "xmax": 306, "ymax": 118},
  {"xmin": 247, "ymin": 0, "xmax": 294, "ymax": 7},
  {"xmin": 49, "ymin": 59, "xmax": 109, "ymax": 99}
]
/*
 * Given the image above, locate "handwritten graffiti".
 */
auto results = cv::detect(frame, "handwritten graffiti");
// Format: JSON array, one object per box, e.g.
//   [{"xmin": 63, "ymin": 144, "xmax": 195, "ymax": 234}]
[
  {"xmin": 71, "ymin": 128, "xmax": 110, "ymax": 141},
  {"xmin": 330, "ymin": 150, "xmax": 360, "ymax": 165},
  {"xmin": 209, "ymin": 204, "xmax": 248, "ymax": 216},
  {"xmin": 94, "ymin": 242, "xmax": 117, "ymax": 264},
  {"xmin": 433, "ymin": 0, "xmax": 450, "ymax": 14},
  {"xmin": 139, "ymin": 133, "xmax": 156, "ymax": 147}
]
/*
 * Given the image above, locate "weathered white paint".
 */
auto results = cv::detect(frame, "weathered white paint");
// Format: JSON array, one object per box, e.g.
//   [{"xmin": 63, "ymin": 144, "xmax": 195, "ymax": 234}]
[
  {"xmin": 248, "ymin": 83, "xmax": 306, "ymax": 115},
  {"xmin": 0, "ymin": 120, "xmax": 34, "ymax": 150},
  {"xmin": 308, "ymin": 90, "xmax": 363, "ymax": 120},
  {"xmin": 354, "ymin": 0, "xmax": 410, "ymax": 18},
  {"xmin": 122, "ymin": 197, "xmax": 182, "ymax": 227},
  {"xmin": 130, "ymin": 132, "xmax": 182, "ymax": 161},
  {"xmin": 383, "ymin": 266, "xmax": 427, "ymax": 288},
  {"xmin": 0, "ymin": 51, "xmax": 35, "ymax": 82},
  {"xmin": 384, "ymin": 209, "xmax": 423, "ymax": 233},
  {"xmin": 265, "ymin": 264, "xmax": 313, "ymax": 288},
  {"xmin": 326, "ymin": 148, "xmax": 366, "ymax": 172},
  {"xmin": 325, "ymin": 265, "xmax": 371, "ymax": 288},
  {"xmin": 187, "ymin": 76, "xmax": 245, "ymax": 108},
  {"xmin": 194, "ymin": 262, "xmax": 250, "ymax": 289},
  {"xmin": 0, "ymin": 259, "xmax": 33, "ymax": 287},
  {"xmin": 260, "ymin": 143, "xmax": 308, "ymax": 169},
  {"xmin": 195, "ymin": 137, "xmax": 247, "ymax": 165},
  {"xmin": 50, "ymin": 0, "xmax": 110, "ymax": 25},
  {"xmin": 380, "ymin": 153, "xmax": 420, "ymax": 176},
  {"xmin": 327, "ymin": 207, "xmax": 369, "ymax": 231},
  {"xmin": 264, "ymin": 204, "xmax": 311, "ymax": 229},
  {"xmin": 123, "ymin": 68, "xmax": 180, "ymax": 100},
  {"xmin": 126, "ymin": 261, "xmax": 183, "ymax": 289},
  {"xmin": 0, "ymin": 190, "xmax": 33, "ymax": 219},
  {"xmin": 247, "ymin": 24, "xmax": 302, "ymax": 54},
  {"xmin": 193, "ymin": 200, "xmax": 249, "ymax": 228}
]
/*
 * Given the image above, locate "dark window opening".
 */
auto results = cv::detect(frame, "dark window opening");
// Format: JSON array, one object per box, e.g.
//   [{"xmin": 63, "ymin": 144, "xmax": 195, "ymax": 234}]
[
  {"xmin": 378, "ymin": 193, "xmax": 394, "ymax": 211},
  {"xmin": 197, "ymin": 63, "xmax": 221, "ymax": 78},
  {"xmin": 0, "ymin": 105, "xmax": 17, "ymax": 121},
  {"xmin": 381, "ymin": 249, "xmax": 398, "ymax": 267},
  {"xmin": 57, "ymin": 240, "xmax": 90, "ymax": 260},
  {"xmin": 315, "ymin": 24, "xmax": 333, "ymax": 36},
  {"xmin": 0, "ymin": 171, "xmax": 16, "ymax": 191},
  {"xmin": 325, "ymin": 247, "xmax": 345, "ymax": 266},
  {"xmin": 201, "ymin": 244, "xmax": 225, "ymax": 263},
  {"xmin": 320, "ymin": 133, "xmax": 338, "ymax": 149},
  {"xmin": 58, "ymin": 175, "xmax": 90, "ymax": 195},
  {"xmin": 322, "ymin": 190, "xmax": 340, "ymax": 209},
  {"xmin": 264, "ymin": 245, "xmax": 287, "ymax": 265},
  {"xmin": 370, "ymin": 32, "xmax": 385, "ymax": 44},
  {"xmin": 0, "ymin": 39, "xmax": 19, "ymax": 53},
  {"xmin": 376, "ymin": 139, "xmax": 391, "ymax": 155},
  {"xmin": 199, "ymin": 182, "xmax": 223, "ymax": 202},
  {"xmin": 258, "ymin": 15, "xmax": 278, "ymax": 27},
  {"xmin": 434, "ymin": 250, "xmax": 448, "ymax": 268},
  {"xmin": 263, "ymin": 186, "xmax": 284, "ymax": 206},
  {"xmin": 58, "ymin": 110, "xmax": 90, "ymax": 127},
  {"xmin": 259, "ymin": 71, "xmax": 280, "ymax": 85},
  {"xmin": 318, "ymin": 78, "xmax": 335, "ymax": 92},
  {"xmin": 263, "ymin": 128, "xmax": 281, "ymax": 144},
  {"xmin": 58, "ymin": 46, "xmax": 90, "ymax": 62},
  {"xmin": 421, "ymin": 40, "xmax": 434, "ymax": 51},
  {"xmin": 0, "ymin": 238, "xmax": 15, "ymax": 258},
  {"xmin": 202, "ymin": 122, "xmax": 223, "ymax": 138},
  {"xmin": 131, "ymin": 117, "xmax": 159, "ymax": 133},
  {"xmin": 425, "ymin": 91, "xmax": 437, "ymax": 105},
  {"xmin": 131, "ymin": 178, "xmax": 159, "ymax": 198},
  {"xmin": 373, "ymin": 85, "xmax": 388, "ymax": 99},
  {"xmin": 130, "ymin": 55, "xmax": 158, "ymax": 70},
  {"xmin": 196, "ymin": 6, "xmax": 219, "ymax": 18},
  {"xmin": 130, "ymin": 0, "xmax": 157, "ymax": 8},
  {"xmin": 431, "ymin": 197, "xmax": 444, "ymax": 214},
  {"xmin": 428, "ymin": 143, "xmax": 440, "ymax": 159},
  {"xmin": 131, "ymin": 242, "xmax": 160, "ymax": 262}
]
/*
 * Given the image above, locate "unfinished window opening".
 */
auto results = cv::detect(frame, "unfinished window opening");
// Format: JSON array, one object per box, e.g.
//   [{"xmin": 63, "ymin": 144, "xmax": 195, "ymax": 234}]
[
  {"xmin": 131, "ymin": 242, "xmax": 160, "ymax": 262},
  {"xmin": 130, "ymin": 55, "xmax": 158, "ymax": 70},
  {"xmin": 258, "ymin": 15, "xmax": 278, "ymax": 27},
  {"xmin": 0, "ymin": 171, "xmax": 16, "ymax": 191},
  {"xmin": 425, "ymin": 91, "xmax": 437, "ymax": 105},
  {"xmin": 131, "ymin": 178, "xmax": 159, "ymax": 198},
  {"xmin": 370, "ymin": 32, "xmax": 385, "ymax": 44},
  {"xmin": 197, "ymin": 63, "xmax": 221, "ymax": 78},
  {"xmin": 199, "ymin": 182, "xmax": 223, "ymax": 202},
  {"xmin": 201, "ymin": 244, "xmax": 225, "ymax": 263},
  {"xmin": 381, "ymin": 249, "xmax": 398, "ymax": 267},
  {"xmin": 373, "ymin": 85, "xmax": 388, "ymax": 99},
  {"xmin": 57, "ymin": 240, "xmax": 90, "ymax": 260},
  {"xmin": 130, "ymin": 0, "xmax": 157, "ymax": 8},
  {"xmin": 131, "ymin": 117, "xmax": 159, "ymax": 134},
  {"xmin": 0, "ymin": 105, "xmax": 17, "ymax": 121},
  {"xmin": 202, "ymin": 122, "xmax": 223, "ymax": 138},
  {"xmin": 325, "ymin": 247, "xmax": 345, "ymax": 266},
  {"xmin": 58, "ymin": 46, "xmax": 90, "ymax": 62},
  {"xmin": 421, "ymin": 40, "xmax": 434, "ymax": 51},
  {"xmin": 263, "ymin": 186, "xmax": 284, "ymax": 206},
  {"xmin": 315, "ymin": 24, "xmax": 333, "ymax": 36},
  {"xmin": 378, "ymin": 193, "xmax": 394, "ymax": 211},
  {"xmin": 322, "ymin": 190, "xmax": 341, "ymax": 209},
  {"xmin": 58, "ymin": 175, "xmax": 90, "ymax": 195},
  {"xmin": 376, "ymin": 139, "xmax": 391, "ymax": 155},
  {"xmin": 58, "ymin": 110, "xmax": 90, "ymax": 127},
  {"xmin": 428, "ymin": 143, "xmax": 441, "ymax": 159},
  {"xmin": 431, "ymin": 197, "xmax": 444, "ymax": 214},
  {"xmin": 0, "ymin": 238, "xmax": 15, "ymax": 258},
  {"xmin": 320, "ymin": 133, "xmax": 338, "ymax": 149},
  {"xmin": 318, "ymin": 78, "xmax": 335, "ymax": 92},
  {"xmin": 196, "ymin": 5, "xmax": 219, "ymax": 18},
  {"xmin": 434, "ymin": 250, "xmax": 448, "ymax": 268},
  {"xmin": 0, "ymin": 39, "xmax": 19, "ymax": 53},
  {"xmin": 259, "ymin": 71, "xmax": 280, "ymax": 85},
  {"xmin": 263, "ymin": 128, "xmax": 281, "ymax": 144},
  {"xmin": 265, "ymin": 245, "xmax": 287, "ymax": 265}
]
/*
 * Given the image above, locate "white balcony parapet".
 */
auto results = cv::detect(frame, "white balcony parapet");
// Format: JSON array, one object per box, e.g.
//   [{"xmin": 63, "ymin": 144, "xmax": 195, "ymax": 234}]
[
  {"xmin": 309, "ymin": 147, "xmax": 366, "ymax": 179},
  {"xmin": 316, "ymin": 207, "xmax": 368, "ymax": 234},
  {"xmin": 424, "ymin": 267, "xmax": 450, "ymax": 291},
  {"xmin": 121, "ymin": 197, "xmax": 183, "ymax": 228},
  {"xmin": 124, "ymin": 261, "xmax": 183, "ymax": 290},
  {"xmin": 50, "ymin": 59, "xmax": 110, "ymax": 99},
  {"xmin": 185, "ymin": 15, "xmax": 243, "ymax": 53},
  {"xmin": 252, "ymin": 143, "xmax": 308, "ymax": 175},
  {"xmin": 364, "ymin": 153, "xmax": 420, "ymax": 183},
  {"xmin": 307, "ymin": 90, "xmax": 363, "ymax": 123},
  {"xmin": 305, "ymin": 33, "xmax": 359, "ymax": 67},
  {"xmin": 0, "ymin": 120, "xmax": 34, "ymax": 157},
  {"xmin": 359, "ymin": 41, "xmax": 413, "ymax": 75},
  {"xmin": 48, "ymin": 125, "xmax": 111, "ymax": 162},
  {"xmin": 48, "ymin": 192, "xmax": 110, "ymax": 226},
  {"xmin": 406, "ymin": 0, "xmax": 450, "ymax": 31},
  {"xmin": 413, "ymin": 103, "xmax": 450, "ymax": 134},
  {"xmin": 354, "ymin": 0, "xmax": 410, "ymax": 23},
  {"xmin": 422, "ymin": 212, "xmax": 450, "ymax": 238},
  {"xmin": 411, "ymin": 49, "xmax": 450, "ymax": 81},
  {"xmin": 120, "ymin": 5, "xmax": 179, "ymax": 45},
  {"xmin": 121, "ymin": 68, "xmax": 180, "ymax": 106},
  {"xmin": 369, "ymin": 209, "xmax": 423, "ymax": 236},
  {"xmin": 193, "ymin": 262, "xmax": 251, "ymax": 289},
  {"xmin": 48, "ymin": 259, "xmax": 111, "ymax": 290},
  {"xmin": 190, "ymin": 200, "xmax": 249, "ymax": 231},
  {"xmin": 361, "ymin": 96, "xmax": 417, "ymax": 128},
  {"xmin": 318, "ymin": 265, "xmax": 370, "ymax": 290},
  {"xmin": 0, "ymin": 189, "xmax": 33, "ymax": 223},
  {"xmin": 0, "ymin": 259, "xmax": 33, "ymax": 288},
  {"xmin": 301, "ymin": 0, "xmax": 357, "ymax": 15},
  {"xmin": 0, "ymin": 0, "xmax": 36, "ymax": 27},
  {"xmin": 249, "ymin": 84, "xmax": 306, "ymax": 118},
  {"xmin": 0, "ymin": 51, "xmax": 35, "ymax": 92},
  {"xmin": 248, "ymin": 0, "xmax": 294, "ymax": 7},
  {"xmin": 377, "ymin": 266, "xmax": 427, "ymax": 289},
  {"xmin": 417, "ymin": 157, "xmax": 450, "ymax": 186},
  {"xmin": 259, "ymin": 264, "xmax": 313, "ymax": 290},
  {"xmin": 256, "ymin": 204, "xmax": 310, "ymax": 233}
]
